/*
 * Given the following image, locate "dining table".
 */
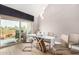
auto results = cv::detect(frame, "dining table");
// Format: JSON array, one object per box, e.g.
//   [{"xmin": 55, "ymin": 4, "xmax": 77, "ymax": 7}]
[{"xmin": 27, "ymin": 34, "xmax": 56, "ymax": 49}]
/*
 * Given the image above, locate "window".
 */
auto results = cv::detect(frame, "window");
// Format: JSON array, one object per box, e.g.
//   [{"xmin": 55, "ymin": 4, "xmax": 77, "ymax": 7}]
[{"xmin": 0, "ymin": 19, "xmax": 32, "ymax": 47}]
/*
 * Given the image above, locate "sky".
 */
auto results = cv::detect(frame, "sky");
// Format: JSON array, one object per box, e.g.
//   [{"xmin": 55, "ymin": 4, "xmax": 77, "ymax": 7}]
[
  {"xmin": 0, "ymin": 19, "xmax": 28, "ymax": 28},
  {"xmin": 0, "ymin": 19, "xmax": 19, "ymax": 27}
]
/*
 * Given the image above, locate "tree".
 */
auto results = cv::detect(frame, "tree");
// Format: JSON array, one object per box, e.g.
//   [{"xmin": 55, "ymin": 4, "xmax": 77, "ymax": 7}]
[{"xmin": 15, "ymin": 30, "xmax": 19, "ymax": 38}]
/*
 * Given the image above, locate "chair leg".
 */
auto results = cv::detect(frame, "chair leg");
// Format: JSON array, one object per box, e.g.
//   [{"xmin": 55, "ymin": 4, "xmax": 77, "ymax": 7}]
[{"xmin": 22, "ymin": 42, "xmax": 33, "ymax": 52}]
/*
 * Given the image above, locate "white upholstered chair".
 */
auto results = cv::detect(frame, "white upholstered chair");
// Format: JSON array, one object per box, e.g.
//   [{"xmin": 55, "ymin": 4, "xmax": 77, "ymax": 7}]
[
  {"xmin": 69, "ymin": 34, "xmax": 79, "ymax": 54},
  {"xmin": 52, "ymin": 34, "xmax": 70, "ymax": 55}
]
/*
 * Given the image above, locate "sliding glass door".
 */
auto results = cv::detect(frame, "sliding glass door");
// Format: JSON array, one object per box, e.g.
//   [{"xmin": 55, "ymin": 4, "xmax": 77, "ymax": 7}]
[
  {"xmin": 21, "ymin": 21, "xmax": 32, "ymax": 42},
  {"xmin": 0, "ymin": 19, "xmax": 19, "ymax": 46},
  {"xmin": 0, "ymin": 19, "xmax": 33, "ymax": 47}
]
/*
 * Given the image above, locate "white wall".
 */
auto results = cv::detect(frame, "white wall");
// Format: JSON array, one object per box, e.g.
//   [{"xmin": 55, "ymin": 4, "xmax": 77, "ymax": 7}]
[{"xmin": 39, "ymin": 4, "xmax": 79, "ymax": 35}]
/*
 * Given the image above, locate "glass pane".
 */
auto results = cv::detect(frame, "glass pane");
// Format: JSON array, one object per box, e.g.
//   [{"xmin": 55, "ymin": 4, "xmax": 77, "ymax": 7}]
[
  {"xmin": 21, "ymin": 21, "xmax": 32, "ymax": 34},
  {"xmin": 0, "ymin": 19, "xmax": 19, "ymax": 47},
  {"xmin": 21, "ymin": 21, "xmax": 32, "ymax": 42}
]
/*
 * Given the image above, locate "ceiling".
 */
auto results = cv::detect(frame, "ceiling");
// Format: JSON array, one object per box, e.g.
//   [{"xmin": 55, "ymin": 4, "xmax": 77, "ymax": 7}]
[{"xmin": 3, "ymin": 4, "xmax": 48, "ymax": 17}]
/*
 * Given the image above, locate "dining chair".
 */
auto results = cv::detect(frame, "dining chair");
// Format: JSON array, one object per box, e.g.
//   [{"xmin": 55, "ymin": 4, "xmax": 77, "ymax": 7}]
[
  {"xmin": 52, "ymin": 34, "xmax": 70, "ymax": 55},
  {"xmin": 22, "ymin": 37, "xmax": 33, "ymax": 52},
  {"xmin": 68, "ymin": 34, "xmax": 79, "ymax": 54}
]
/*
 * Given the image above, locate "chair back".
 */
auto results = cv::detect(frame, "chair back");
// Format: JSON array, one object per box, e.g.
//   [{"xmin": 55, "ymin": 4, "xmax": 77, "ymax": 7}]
[
  {"xmin": 69, "ymin": 34, "xmax": 79, "ymax": 44},
  {"xmin": 60, "ymin": 34, "xmax": 69, "ymax": 47}
]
